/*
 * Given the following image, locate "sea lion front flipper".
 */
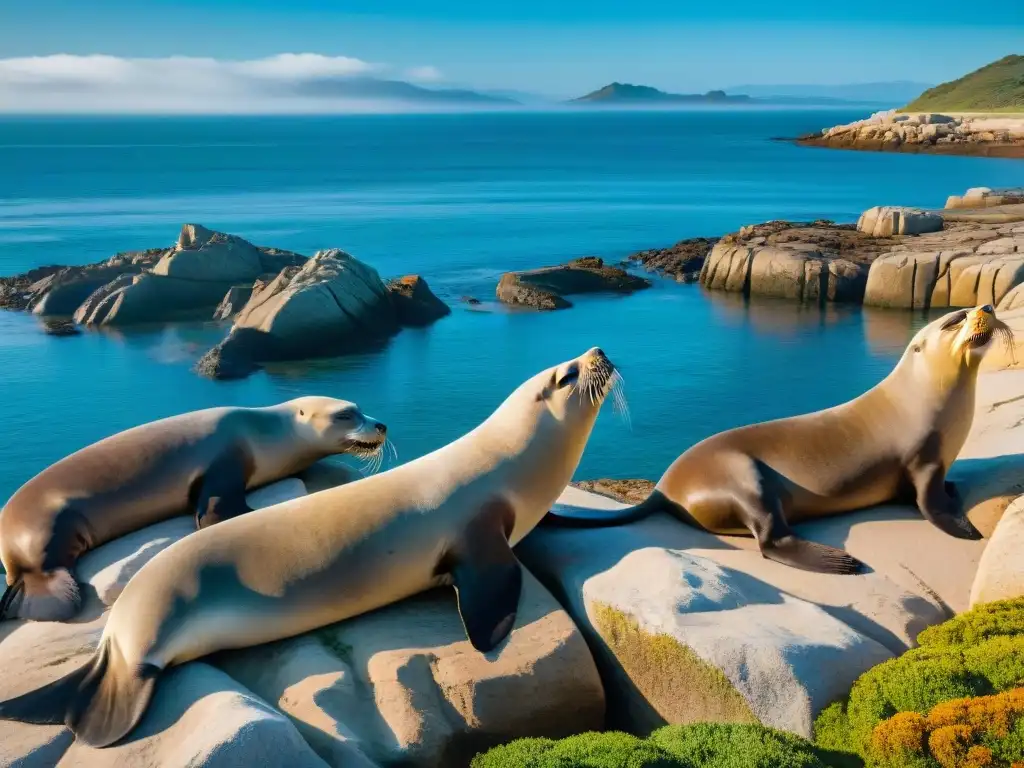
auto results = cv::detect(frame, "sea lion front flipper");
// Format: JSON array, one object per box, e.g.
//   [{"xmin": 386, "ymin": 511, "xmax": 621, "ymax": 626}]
[
  {"xmin": 913, "ymin": 463, "xmax": 982, "ymax": 540},
  {"xmin": 447, "ymin": 498, "xmax": 522, "ymax": 653},
  {"xmin": 193, "ymin": 447, "xmax": 253, "ymax": 530}
]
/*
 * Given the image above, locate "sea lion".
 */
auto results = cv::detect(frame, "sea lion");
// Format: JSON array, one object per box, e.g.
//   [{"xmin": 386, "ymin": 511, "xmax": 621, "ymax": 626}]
[
  {"xmin": 0, "ymin": 346, "xmax": 617, "ymax": 748},
  {"xmin": 0, "ymin": 397, "xmax": 387, "ymax": 622},
  {"xmin": 545, "ymin": 306, "xmax": 1011, "ymax": 574}
]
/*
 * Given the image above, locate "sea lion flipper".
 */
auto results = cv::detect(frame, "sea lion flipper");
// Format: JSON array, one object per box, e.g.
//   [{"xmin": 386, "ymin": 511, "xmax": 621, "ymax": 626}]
[
  {"xmin": 448, "ymin": 498, "xmax": 522, "ymax": 653},
  {"xmin": 913, "ymin": 463, "xmax": 982, "ymax": 540},
  {"xmin": 193, "ymin": 447, "xmax": 253, "ymax": 530},
  {"xmin": 738, "ymin": 485, "xmax": 865, "ymax": 575},
  {"xmin": 762, "ymin": 536, "xmax": 865, "ymax": 575},
  {"xmin": 0, "ymin": 639, "xmax": 159, "ymax": 748}
]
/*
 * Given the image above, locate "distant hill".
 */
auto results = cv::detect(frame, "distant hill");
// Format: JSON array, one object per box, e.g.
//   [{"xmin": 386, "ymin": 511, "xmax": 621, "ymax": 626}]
[
  {"xmin": 286, "ymin": 77, "xmax": 518, "ymax": 105},
  {"xmin": 572, "ymin": 83, "xmax": 751, "ymax": 104},
  {"xmin": 903, "ymin": 55, "xmax": 1024, "ymax": 112},
  {"xmin": 727, "ymin": 81, "xmax": 932, "ymax": 104}
]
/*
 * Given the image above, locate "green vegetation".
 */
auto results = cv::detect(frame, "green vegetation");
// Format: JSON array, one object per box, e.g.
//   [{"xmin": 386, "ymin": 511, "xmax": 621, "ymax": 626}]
[
  {"xmin": 471, "ymin": 723, "xmax": 846, "ymax": 768},
  {"xmin": 814, "ymin": 598, "xmax": 1024, "ymax": 767},
  {"xmin": 903, "ymin": 55, "xmax": 1024, "ymax": 113}
]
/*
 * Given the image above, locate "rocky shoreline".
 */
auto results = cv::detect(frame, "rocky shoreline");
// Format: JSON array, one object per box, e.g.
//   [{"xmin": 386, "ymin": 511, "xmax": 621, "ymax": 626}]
[
  {"xmin": 792, "ymin": 110, "xmax": 1024, "ymax": 159},
  {"xmin": 4, "ymin": 184, "xmax": 1024, "ymax": 378}
]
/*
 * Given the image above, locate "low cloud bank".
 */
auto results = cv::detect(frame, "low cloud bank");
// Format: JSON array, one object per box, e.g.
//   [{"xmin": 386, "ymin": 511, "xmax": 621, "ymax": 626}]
[{"xmin": 0, "ymin": 53, "xmax": 473, "ymax": 114}]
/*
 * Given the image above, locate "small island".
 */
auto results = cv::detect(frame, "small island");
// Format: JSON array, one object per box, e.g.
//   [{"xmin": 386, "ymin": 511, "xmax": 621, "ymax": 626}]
[{"xmin": 571, "ymin": 82, "xmax": 752, "ymax": 105}]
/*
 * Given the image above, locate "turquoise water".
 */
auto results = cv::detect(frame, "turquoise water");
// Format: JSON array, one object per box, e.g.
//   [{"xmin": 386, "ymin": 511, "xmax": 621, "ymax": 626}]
[{"xmin": 1, "ymin": 110, "xmax": 1022, "ymax": 501}]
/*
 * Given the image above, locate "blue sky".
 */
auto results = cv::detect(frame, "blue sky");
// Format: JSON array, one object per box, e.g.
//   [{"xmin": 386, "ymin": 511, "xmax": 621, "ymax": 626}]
[{"xmin": 1, "ymin": 0, "xmax": 1021, "ymax": 100}]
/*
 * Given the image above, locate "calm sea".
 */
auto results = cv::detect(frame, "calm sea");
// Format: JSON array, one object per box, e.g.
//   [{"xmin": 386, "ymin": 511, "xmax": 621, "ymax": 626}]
[{"xmin": 1, "ymin": 110, "xmax": 1021, "ymax": 501}]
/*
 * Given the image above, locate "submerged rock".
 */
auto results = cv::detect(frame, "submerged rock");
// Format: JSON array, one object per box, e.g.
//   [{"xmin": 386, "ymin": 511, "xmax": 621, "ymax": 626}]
[
  {"xmin": 628, "ymin": 237, "xmax": 718, "ymax": 283},
  {"xmin": 497, "ymin": 257, "xmax": 650, "ymax": 311}
]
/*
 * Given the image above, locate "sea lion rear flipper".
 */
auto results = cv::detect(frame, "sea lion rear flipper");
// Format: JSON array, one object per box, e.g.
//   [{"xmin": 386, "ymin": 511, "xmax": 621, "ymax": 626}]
[
  {"xmin": 448, "ymin": 498, "xmax": 522, "ymax": 653},
  {"xmin": 0, "ymin": 569, "xmax": 80, "ymax": 622},
  {"xmin": 193, "ymin": 447, "xmax": 253, "ymax": 530},
  {"xmin": 913, "ymin": 463, "xmax": 982, "ymax": 540},
  {"xmin": 0, "ymin": 639, "xmax": 159, "ymax": 747}
]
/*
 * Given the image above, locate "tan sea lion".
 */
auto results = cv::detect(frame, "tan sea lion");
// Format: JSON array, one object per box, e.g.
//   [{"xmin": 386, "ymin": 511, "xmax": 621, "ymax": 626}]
[
  {"xmin": 0, "ymin": 397, "xmax": 387, "ymax": 622},
  {"xmin": 0, "ymin": 347, "xmax": 618, "ymax": 748},
  {"xmin": 545, "ymin": 306, "xmax": 1011, "ymax": 574}
]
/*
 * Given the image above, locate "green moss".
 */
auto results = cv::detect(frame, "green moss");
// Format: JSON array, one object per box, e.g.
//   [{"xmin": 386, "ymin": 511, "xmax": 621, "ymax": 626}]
[
  {"xmin": 470, "ymin": 724, "xmax": 847, "ymax": 768},
  {"xmin": 813, "ymin": 598, "xmax": 1024, "ymax": 767},
  {"xmin": 903, "ymin": 55, "xmax": 1024, "ymax": 112},
  {"xmin": 591, "ymin": 604, "xmax": 756, "ymax": 726}
]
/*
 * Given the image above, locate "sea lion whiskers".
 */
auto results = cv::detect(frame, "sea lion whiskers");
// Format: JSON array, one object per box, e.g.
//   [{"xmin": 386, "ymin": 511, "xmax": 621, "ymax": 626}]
[{"xmin": 609, "ymin": 371, "xmax": 632, "ymax": 430}]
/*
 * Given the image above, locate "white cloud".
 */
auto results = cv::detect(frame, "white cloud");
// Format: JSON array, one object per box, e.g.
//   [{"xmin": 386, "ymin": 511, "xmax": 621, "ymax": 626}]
[
  {"xmin": 405, "ymin": 65, "xmax": 444, "ymax": 83},
  {"xmin": 0, "ymin": 53, "xmax": 469, "ymax": 114}
]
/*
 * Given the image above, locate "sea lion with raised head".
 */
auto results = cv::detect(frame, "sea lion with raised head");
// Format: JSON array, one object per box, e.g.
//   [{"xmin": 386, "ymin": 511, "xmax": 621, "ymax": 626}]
[
  {"xmin": 0, "ymin": 347, "xmax": 618, "ymax": 748},
  {"xmin": 546, "ymin": 306, "xmax": 1011, "ymax": 574},
  {"xmin": 0, "ymin": 397, "xmax": 387, "ymax": 622}
]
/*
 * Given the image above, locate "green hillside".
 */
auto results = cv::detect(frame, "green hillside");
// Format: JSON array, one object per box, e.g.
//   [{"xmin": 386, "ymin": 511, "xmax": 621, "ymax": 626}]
[{"xmin": 903, "ymin": 54, "xmax": 1024, "ymax": 112}]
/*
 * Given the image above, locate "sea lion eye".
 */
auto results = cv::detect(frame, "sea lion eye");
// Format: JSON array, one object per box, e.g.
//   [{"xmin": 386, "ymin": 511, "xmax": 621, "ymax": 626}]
[
  {"xmin": 334, "ymin": 409, "xmax": 356, "ymax": 422},
  {"xmin": 940, "ymin": 311, "xmax": 968, "ymax": 331},
  {"xmin": 557, "ymin": 366, "xmax": 580, "ymax": 388}
]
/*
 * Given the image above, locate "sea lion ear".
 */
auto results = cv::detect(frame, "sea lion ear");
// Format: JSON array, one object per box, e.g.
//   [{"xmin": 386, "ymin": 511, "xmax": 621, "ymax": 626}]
[
  {"xmin": 445, "ymin": 497, "xmax": 522, "ymax": 653},
  {"xmin": 535, "ymin": 372, "xmax": 556, "ymax": 402}
]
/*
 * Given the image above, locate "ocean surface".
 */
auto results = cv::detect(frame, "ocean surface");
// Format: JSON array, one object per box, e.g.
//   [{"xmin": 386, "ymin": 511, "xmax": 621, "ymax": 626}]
[{"xmin": 1, "ymin": 109, "xmax": 1022, "ymax": 502}]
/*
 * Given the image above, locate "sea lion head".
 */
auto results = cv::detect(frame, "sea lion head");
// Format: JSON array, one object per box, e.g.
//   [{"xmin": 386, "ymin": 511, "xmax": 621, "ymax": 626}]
[
  {"xmin": 906, "ymin": 305, "xmax": 1014, "ymax": 379},
  {"xmin": 506, "ymin": 346, "xmax": 620, "ymax": 452},
  {"xmin": 283, "ymin": 396, "xmax": 387, "ymax": 458}
]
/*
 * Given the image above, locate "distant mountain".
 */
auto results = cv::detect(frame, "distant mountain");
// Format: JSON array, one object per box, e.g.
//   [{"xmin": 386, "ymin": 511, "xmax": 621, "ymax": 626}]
[
  {"xmin": 726, "ymin": 82, "xmax": 933, "ymax": 104},
  {"xmin": 904, "ymin": 55, "xmax": 1024, "ymax": 112},
  {"xmin": 572, "ymin": 83, "xmax": 752, "ymax": 104},
  {"xmin": 280, "ymin": 76, "xmax": 519, "ymax": 105}
]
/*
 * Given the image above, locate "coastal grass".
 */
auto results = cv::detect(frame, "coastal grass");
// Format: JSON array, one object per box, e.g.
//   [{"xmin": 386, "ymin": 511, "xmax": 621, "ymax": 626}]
[
  {"xmin": 903, "ymin": 55, "xmax": 1024, "ymax": 113},
  {"xmin": 813, "ymin": 597, "xmax": 1024, "ymax": 767},
  {"xmin": 471, "ymin": 723, "xmax": 848, "ymax": 768}
]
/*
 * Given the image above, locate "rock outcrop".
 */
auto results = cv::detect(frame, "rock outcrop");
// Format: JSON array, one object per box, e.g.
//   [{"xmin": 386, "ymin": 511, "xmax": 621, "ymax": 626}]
[
  {"xmin": 519, "ymin": 485, "xmax": 988, "ymax": 738},
  {"xmin": 386, "ymin": 275, "xmax": 452, "ymax": 326},
  {"xmin": 628, "ymin": 238, "xmax": 718, "ymax": 283},
  {"xmin": 0, "ymin": 249, "xmax": 164, "ymax": 314},
  {"xmin": 196, "ymin": 251, "xmax": 451, "ymax": 380},
  {"xmin": 796, "ymin": 110, "xmax": 1024, "ymax": 158},
  {"xmin": 496, "ymin": 257, "xmax": 650, "ymax": 311},
  {"xmin": 0, "ymin": 227, "xmax": 306, "ymax": 328},
  {"xmin": 699, "ymin": 220, "xmax": 882, "ymax": 304},
  {"xmin": 74, "ymin": 225, "xmax": 306, "ymax": 326},
  {"xmin": 700, "ymin": 202, "xmax": 1024, "ymax": 309},
  {"xmin": 970, "ymin": 495, "xmax": 1024, "ymax": 608},
  {"xmin": 856, "ymin": 206, "xmax": 943, "ymax": 237},
  {"xmin": 946, "ymin": 186, "xmax": 1024, "ymax": 210}
]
